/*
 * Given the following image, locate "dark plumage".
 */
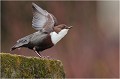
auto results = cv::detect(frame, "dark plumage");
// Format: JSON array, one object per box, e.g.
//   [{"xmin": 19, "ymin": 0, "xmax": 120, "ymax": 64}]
[{"xmin": 11, "ymin": 3, "xmax": 72, "ymax": 57}]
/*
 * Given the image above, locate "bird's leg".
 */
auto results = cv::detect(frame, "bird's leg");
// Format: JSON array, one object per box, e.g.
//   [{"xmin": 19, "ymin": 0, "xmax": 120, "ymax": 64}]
[
  {"xmin": 33, "ymin": 47, "xmax": 41, "ymax": 58},
  {"xmin": 35, "ymin": 51, "xmax": 42, "ymax": 58},
  {"xmin": 33, "ymin": 47, "xmax": 50, "ymax": 58}
]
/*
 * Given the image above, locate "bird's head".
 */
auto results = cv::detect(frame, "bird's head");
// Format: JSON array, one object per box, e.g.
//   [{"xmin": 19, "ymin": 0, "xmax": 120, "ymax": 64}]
[
  {"xmin": 53, "ymin": 24, "xmax": 73, "ymax": 34},
  {"xmin": 50, "ymin": 24, "xmax": 73, "ymax": 44}
]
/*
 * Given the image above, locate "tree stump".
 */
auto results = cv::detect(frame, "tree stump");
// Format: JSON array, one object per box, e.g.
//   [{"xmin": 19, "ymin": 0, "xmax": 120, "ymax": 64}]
[{"xmin": 1, "ymin": 53, "xmax": 65, "ymax": 78}]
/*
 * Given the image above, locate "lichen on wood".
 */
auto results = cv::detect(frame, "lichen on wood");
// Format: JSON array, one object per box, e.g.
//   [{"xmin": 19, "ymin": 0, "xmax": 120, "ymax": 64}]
[{"xmin": 1, "ymin": 53, "xmax": 65, "ymax": 78}]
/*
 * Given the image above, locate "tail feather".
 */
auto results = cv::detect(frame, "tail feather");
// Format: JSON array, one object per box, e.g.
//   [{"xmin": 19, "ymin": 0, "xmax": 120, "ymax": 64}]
[
  {"xmin": 10, "ymin": 47, "xmax": 17, "ymax": 51},
  {"xmin": 10, "ymin": 43, "xmax": 20, "ymax": 51},
  {"xmin": 10, "ymin": 41, "xmax": 25, "ymax": 51},
  {"xmin": 10, "ymin": 34, "xmax": 32, "ymax": 51}
]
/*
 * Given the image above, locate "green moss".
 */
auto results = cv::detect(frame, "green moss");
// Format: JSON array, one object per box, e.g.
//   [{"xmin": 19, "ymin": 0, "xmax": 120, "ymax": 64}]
[{"xmin": 1, "ymin": 53, "xmax": 65, "ymax": 78}]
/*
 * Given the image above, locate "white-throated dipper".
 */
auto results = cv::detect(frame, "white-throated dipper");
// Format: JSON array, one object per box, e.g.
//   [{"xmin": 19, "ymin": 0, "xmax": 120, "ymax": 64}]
[{"xmin": 11, "ymin": 3, "xmax": 72, "ymax": 57}]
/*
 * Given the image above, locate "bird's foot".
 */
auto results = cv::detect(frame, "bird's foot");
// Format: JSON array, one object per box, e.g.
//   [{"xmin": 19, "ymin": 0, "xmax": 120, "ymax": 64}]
[
  {"xmin": 40, "ymin": 56, "xmax": 50, "ymax": 59},
  {"xmin": 33, "ymin": 48, "xmax": 50, "ymax": 59},
  {"xmin": 37, "ymin": 55, "xmax": 42, "ymax": 58},
  {"xmin": 42, "ymin": 56, "xmax": 50, "ymax": 59}
]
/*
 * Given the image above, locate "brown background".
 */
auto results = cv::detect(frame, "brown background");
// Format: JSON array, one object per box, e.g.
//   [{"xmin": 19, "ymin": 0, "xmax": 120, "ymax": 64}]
[{"xmin": 1, "ymin": 1, "xmax": 119, "ymax": 78}]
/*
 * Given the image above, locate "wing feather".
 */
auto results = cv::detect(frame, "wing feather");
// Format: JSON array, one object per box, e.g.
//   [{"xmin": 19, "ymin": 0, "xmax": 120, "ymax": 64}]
[{"xmin": 32, "ymin": 3, "xmax": 57, "ymax": 32}]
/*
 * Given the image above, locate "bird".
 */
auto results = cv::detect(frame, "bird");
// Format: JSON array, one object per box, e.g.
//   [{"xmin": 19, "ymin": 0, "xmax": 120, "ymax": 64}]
[{"xmin": 11, "ymin": 3, "xmax": 72, "ymax": 57}]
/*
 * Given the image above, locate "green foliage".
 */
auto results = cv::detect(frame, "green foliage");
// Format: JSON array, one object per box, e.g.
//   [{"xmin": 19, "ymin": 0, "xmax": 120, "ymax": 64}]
[{"xmin": 1, "ymin": 53, "xmax": 65, "ymax": 78}]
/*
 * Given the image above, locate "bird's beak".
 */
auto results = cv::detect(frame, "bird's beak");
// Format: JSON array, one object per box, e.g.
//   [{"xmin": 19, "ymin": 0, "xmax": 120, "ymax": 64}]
[{"xmin": 67, "ymin": 26, "xmax": 73, "ymax": 29}]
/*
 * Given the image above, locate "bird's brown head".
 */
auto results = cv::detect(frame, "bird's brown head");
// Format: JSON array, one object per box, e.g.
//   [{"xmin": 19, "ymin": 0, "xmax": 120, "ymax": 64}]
[{"xmin": 53, "ymin": 24, "xmax": 73, "ymax": 33}]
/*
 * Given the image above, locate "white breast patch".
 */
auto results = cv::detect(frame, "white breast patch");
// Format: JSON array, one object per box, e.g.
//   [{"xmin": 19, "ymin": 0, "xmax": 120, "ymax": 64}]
[{"xmin": 50, "ymin": 29, "xmax": 69, "ymax": 44}]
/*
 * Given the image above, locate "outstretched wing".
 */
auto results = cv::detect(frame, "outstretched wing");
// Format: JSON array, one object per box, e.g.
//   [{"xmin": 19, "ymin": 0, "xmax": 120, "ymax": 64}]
[{"xmin": 32, "ymin": 3, "xmax": 57, "ymax": 32}]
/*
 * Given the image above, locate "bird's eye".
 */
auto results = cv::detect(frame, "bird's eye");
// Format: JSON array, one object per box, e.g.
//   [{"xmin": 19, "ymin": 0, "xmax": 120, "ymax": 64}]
[
  {"xmin": 44, "ymin": 31, "xmax": 48, "ymax": 34},
  {"xmin": 63, "ymin": 25, "xmax": 67, "ymax": 29},
  {"xmin": 61, "ymin": 26, "xmax": 65, "ymax": 29}
]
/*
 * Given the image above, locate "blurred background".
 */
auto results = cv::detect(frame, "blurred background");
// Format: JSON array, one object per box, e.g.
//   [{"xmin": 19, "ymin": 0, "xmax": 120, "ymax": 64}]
[{"xmin": 1, "ymin": 1, "xmax": 119, "ymax": 78}]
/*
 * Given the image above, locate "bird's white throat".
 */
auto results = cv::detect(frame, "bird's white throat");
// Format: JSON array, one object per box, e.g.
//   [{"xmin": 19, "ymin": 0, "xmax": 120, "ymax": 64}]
[{"xmin": 50, "ymin": 29, "xmax": 69, "ymax": 44}]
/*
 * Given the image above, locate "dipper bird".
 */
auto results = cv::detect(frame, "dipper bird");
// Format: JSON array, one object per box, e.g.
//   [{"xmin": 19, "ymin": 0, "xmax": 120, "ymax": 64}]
[{"xmin": 11, "ymin": 3, "xmax": 72, "ymax": 57}]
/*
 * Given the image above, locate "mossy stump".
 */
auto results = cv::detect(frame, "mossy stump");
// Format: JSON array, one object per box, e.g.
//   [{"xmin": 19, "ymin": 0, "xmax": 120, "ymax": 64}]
[{"xmin": 1, "ymin": 53, "xmax": 65, "ymax": 78}]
